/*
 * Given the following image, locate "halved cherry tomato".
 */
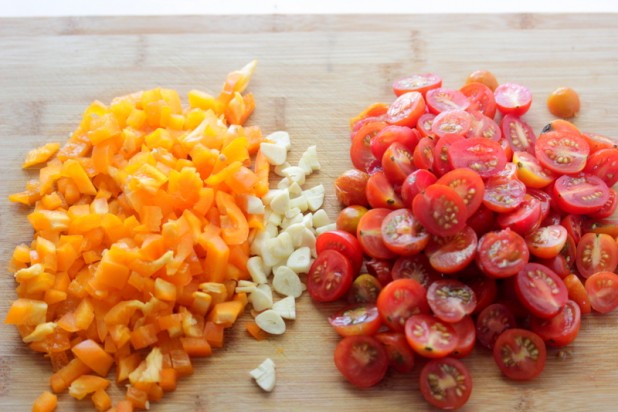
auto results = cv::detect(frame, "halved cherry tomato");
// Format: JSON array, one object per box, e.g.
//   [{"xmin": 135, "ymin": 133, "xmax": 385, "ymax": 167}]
[
  {"xmin": 535, "ymin": 254, "xmax": 571, "ymax": 279},
  {"xmin": 494, "ymin": 83, "xmax": 532, "ymax": 116},
  {"xmin": 348, "ymin": 274, "xmax": 382, "ymax": 304},
  {"xmin": 392, "ymin": 73, "xmax": 442, "ymax": 97},
  {"xmin": 535, "ymin": 131, "xmax": 590, "ymax": 174},
  {"xmin": 400, "ymin": 169, "xmax": 437, "ymax": 208},
  {"xmin": 375, "ymin": 332, "xmax": 416, "ymax": 373},
  {"xmin": 381, "ymin": 208, "xmax": 429, "ymax": 256},
  {"xmin": 350, "ymin": 121, "xmax": 385, "ymax": 172},
  {"xmin": 466, "ymin": 275, "xmax": 498, "ymax": 315},
  {"xmin": 382, "ymin": 142, "xmax": 415, "ymax": 185},
  {"xmin": 316, "ymin": 230, "xmax": 364, "ymax": 275},
  {"xmin": 350, "ymin": 102, "xmax": 389, "ymax": 130},
  {"xmin": 450, "ymin": 316, "xmax": 476, "ymax": 358},
  {"xmin": 335, "ymin": 169, "xmax": 369, "ymax": 207},
  {"xmin": 547, "ymin": 86, "xmax": 580, "ymax": 118},
  {"xmin": 404, "ymin": 314, "xmax": 457, "ymax": 358},
  {"xmin": 386, "ymin": 91, "xmax": 426, "ymax": 127},
  {"xmin": 585, "ymin": 271, "xmax": 618, "ymax": 314},
  {"xmin": 329, "ymin": 304, "xmax": 382, "ymax": 337},
  {"xmin": 365, "ymin": 171, "xmax": 405, "ymax": 210},
  {"xmin": 427, "ymin": 279, "xmax": 477, "ymax": 323},
  {"xmin": 412, "ymin": 184, "xmax": 467, "ymax": 237},
  {"xmin": 496, "ymin": 162, "xmax": 518, "ymax": 179},
  {"xmin": 417, "ymin": 113, "xmax": 436, "ymax": 137},
  {"xmin": 426, "ymin": 88, "xmax": 470, "ymax": 114},
  {"xmin": 563, "ymin": 273, "xmax": 592, "ymax": 314},
  {"xmin": 431, "ymin": 109, "xmax": 472, "ymax": 139},
  {"xmin": 466, "ymin": 111, "xmax": 501, "ymax": 141},
  {"xmin": 357, "ymin": 208, "xmax": 397, "ymax": 260},
  {"xmin": 514, "ymin": 263, "xmax": 568, "ymax": 319},
  {"xmin": 476, "ymin": 229, "xmax": 529, "ymax": 278},
  {"xmin": 466, "ymin": 69, "xmax": 499, "ymax": 91},
  {"xmin": 513, "ymin": 151, "xmax": 556, "ymax": 189},
  {"xmin": 365, "ymin": 258, "xmax": 394, "ymax": 287},
  {"xmin": 493, "ymin": 329, "xmax": 546, "ymax": 381},
  {"xmin": 525, "ymin": 224, "xmax": 567, "ymax": 259},
  {"xmin": 526, "ymin": 188, "xmax": 552, "ymax": 224},
  {"xmin": 582, "ymin": 131, "xmax": 618, "ymax": 154},
  {"xmin": 307, "ymin": 249, "xmax": 354, "ymax": 303},
  {"xmin": 336, "ymin": 205, "xmax": 369, "ymax": 235},
  {"xmin": 529, "ymin": 300, "xmax": 581, "ymax": 347},
  {"xmin": 413, "ymin": 136, "xmax": 436, "ymax": 171},
  {"xmin": 589, "ymin": 188, "xmax": 618, "ymax": 220},
  {"xmin": 582, "ymin": 216, "xmax": 618, "ymax": 238},
  {"xmin": 436, "ymin": 168, "xmax": 485, "ymax": 219},
  {"xmin": 561, "ymin": 214, "xmax": 584, "ymax": 244},
  {"xmin": 482, "ymin": 176, "xmax": 526, "ymax": 213},
  {"xmin": 334, "ymin": 335, "xmax": 388, "ymax": 388},
  {"xmin": 391, "ymin": 254, "xmax": 441, "ymax": 288},
  {"xmin": 475, "ymin": 303, "xmax": 516, "ymax": 349},
  {"xmin": 460, "ymin": 82, "xmax": 497, "ymax": 118},
  {"xmin": 496, "ymin": 194, "xmax": 541, "ymax": 235},
  {"xmin": 419, "ymin": 357, "xmax": 472, "ymax": 410},
  {"xmin": 377, "ymin": 278, "xmax": 429, "ymax": 332},
  {"xmin": 466, "ymin": 204, "xmax": 496, "ymax": 237},
  {"xmin": 583, "ymin": 147, "xmax": 618, "ymax": 188},
  {"xmin": 433, "ymin": 134, "xmax": 462, "ymax": 176},
  {"xmin": 575, "ymin": 232, "xmax": 618, "ymax": 278},
  {"xmin": 425, "ymin": 226, "xmax": 478, "ymax": 274},
  {"xmin": 370, "ymin": 125, "xmax": 420, "ymax": 160},
  {"xmin": 501, "ymin": 115, "xmax": 536, "ymax": 154},
  {"xmin": 448, "ymin": 137, "xmax": 507, "ymax": 178}
]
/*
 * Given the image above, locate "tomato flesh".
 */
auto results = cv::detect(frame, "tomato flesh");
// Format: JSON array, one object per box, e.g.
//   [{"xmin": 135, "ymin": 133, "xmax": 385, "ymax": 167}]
[
  {"xmin": 316, "ymin": 230, "xmax": 364, "ymax": 276},
  {"xmin": 575, "ymin": 232, "xmax": 618, "ymax": 278},
  {"xmin": 529, "ymin": 300, "xmax": 581, "ymax": 347},
  {"xmin": 448, "ymin": 137, "xmax": 507, "ymax": 178},
  {"xmin": 425, "ymin": 226, "xmax": 478, "ymax": 274},
  {"xmin": 357, "ymin": 208, "xmax": 397, "ymax": 260},
  {"xmin": 381, "ymin": 208, "xmax": 429, "ymax": 256},
  {"xmin": 436, "ymin": 168, "xmax": 485, "ymax": 219},
  {"xmin": 476, "ymin": 229, "xmax": 529, "ymax": 278},
  {"xmin": 334, "ymin": 335, "xmax": 388, "ymax": 388},
  {"xmin": 427, "ymin": 279, "xmax": 477, "ymax": 323},
  {"xmin": 514, "ymin": 263, "xmax": 568, "ymax": 319},
  {"xmin": 307, "ymin": 249, "xmax": 354, "ymax": 303},
  {"xmin": 375, "ymin": 332, "xmax": 416, "ymax": 373},
  {"xmin": 377, "ymin": 278, "xmax": 429, "ymax": 332},
  {"xmin": 493, "ymin": 328, "xmax": 546, "ymax": 381},
  {"xmin": 329, "ymin": 304, "xmax": 382, "ymax": 337},
  {"xmin": 585, "ymin": 271, "xmax": 618, "ymax": 314},
  {"xmin": 535, "ymin": 131, "xmax": 590, "ymax": 175},
  {"xmin": 404, "ymin": 314, "xmax": 457, "ymax": 358},
  {"xmin": 419, "ymin": 357, "xmax": 472, "ymax": 410},
  {"xmin": 475, "ymin": 303, "xmax": 517, "ymax": 350},
  {"xmin": 412, "ymin": 184, "xmax": 467, "ymax": 237},
  {"xmin": 494, "ymin": 83, "xmax": 532, "ymax": 116}
]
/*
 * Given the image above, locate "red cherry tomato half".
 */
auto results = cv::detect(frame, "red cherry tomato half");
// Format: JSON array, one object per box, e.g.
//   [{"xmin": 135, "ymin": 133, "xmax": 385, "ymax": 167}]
[
  {"xmin": 495, "ymin": 194, "xmax": 542, "ymax": 235},
  {"xmin": 466, "ymin": 275, "xmax": 498, "ymax": 315},
  {"xmin": 375, "ymin": 332, "xmax": 416, "ymax": 373},
  {"xmin": 476, "ymin": 228, "xmax": 529, "ymax": 278},
  {"xmin": 391, "ymin": 254, "xmax": 441, "ymax": 289},
  {"xmin": 334, "ymin": 335, "xmax": 389, "ymax": 388},
  {"xmin": 307, "ymin": 249, "xmax": 354, "ymax": 303},
  {"xmin": 425, "ymin": 226, "xmax": 478, "ymax": 274},
  {"xmin": 448, "ymin": 137, "xmax": 507, "ymax": 178},
  {"xmin": 436, "ymin": 167, "xmax": 485, "ymax": 219},
  {"xmin": 494, "ymin": 82, "xmax": 533, "ymax": 116},
  {"xmin": 475, "ymin": 303, "xmax": 517, "ymax": 349},
  {"xmin": 335, "ymin": 169, "xmax": 370, "ymax": 207},
  {"xmin": 328, "ymin": 304, "xmax": 382, "ymax": 337},
  {"xmin": 563, "ymin": 273, "xmax": 592, "ymax": 314},
  {"xmin": 514, "ymin": 263, "xmax": 568, "ymax": 319},
  {"xmin": 316, "ymin": 230, "xmax": 364, "ymax": 276},
  {"xmin": 386, "ymin": 91, "xmax": 427, "ymax": 127},
  {"xmin": 417, "ymin": 112, "xmax": 436, "ymax": 137},
  {"xmin": 483, "ymin": 174, "xmax": 526, "ymax": 214},
  {"xmin": 350, "ymin": 102, "xmax": 389, "ymax": 131},
  {"xmin": 366, "ymin": 258, "xmax": 394, "ymax": 287},
  {"xmin": 381, "ymin": 208, "xmax": 430, "ymax": 256},
  {"xmin": 350, "ymin": 121, "xmax": 385, "ymax": 172},
  {"xmin": 582, "ymin": 131, "xmax": 618, "ymax": 154},
  {"xmin": 466, "ymin": 110, "xmax": 501, "ymax": 141},
  {"xmin": 529, "ymin": 300, "xmax": 581, "ymax": 347},
  {"xmin": 365, "ymin": 170, "xmax": 405, "ymax": 210},
  {"xmin": 466, "ymin": 204, "xmax": 497, "ymax": 237},
  {"xmin": 404, "ymin": 314, "xmax": 458, "ymax": 358},
  {"xmin": 381, "ymin": 142, "xmax": 416, "ymax": 185},
  {"xmin": 392, "ymin": 73, "xmax": 442, "ymax": 97},
  {"xmin": 553, "ymin": 174, "xmax": 609, "ymax": 215},
  {"xmin": 575, "ymin": 232, "xmax": 618, "ymax": 278},
  {"xmin": 413, "ymin": 136, "xmax": 436, "ymax": 171},
  {"xmin": 426, "ymin": 88, "xmax": 470, "ymax": 114},
  {"xmin": 357, "ymin": 208, "xmax": 397, "ymax": 260},
  {"xmin": 589, "ymin": 187, "xmax": 618, "ymax": 220},
  {"xmin": 460, "ymin": 81, "xmax": 497, "ymax": 118},
  {"xmin": 370, "ymin": 125, "xmax": 420, "ymax": 160},
  {"xmin": 377, "ymin": 278, "xmax": 429, "ymax": 332},
  {"xmin": 401, "ymin": 169, "xmax": 438, "ymax": 208},
  {"xmin": 584, "ymin": 147, "xmax": 618, "ymax": 188},
  {"xmin": 431, "ymin": 109, "xmax": 472, "ymax": 139},
  {"xmin": 513, "ymin": 151, "xmax": 557, "ymax": 189},
  {"xmin": 525, "ymin": 224, "xmax": 568, "ymax": 259},
  {"xmin": 433, "ymin": 134, "xmax": 462, "ymax": 177},
  {"xmin": 427, "ymin": 279, "xmax": 477, "ymax": 323},
  {"xmin": 501, "ymin": 114, "xmax": 536, "ymax": 154},
  {"xmin": 450, "ymin": 316, "xmax": 477, "ymax": 358},
  {"xmin": 585, "ymin": 271, "xmax": 618, "ymax": 314},
  {"xmin": 412, "ymin": 184, "xmax": 467, "ymax": 237},
  {"xmin": 535, "ymin": 130, "xmax": 590, "ymax": 174},
  {"xmin": 419, "ymin": 357, "xmax": 472, "ymax": 410},
  {"xmin": 493, "ymin": 328, "xmax": 546, "ymax": 381}
]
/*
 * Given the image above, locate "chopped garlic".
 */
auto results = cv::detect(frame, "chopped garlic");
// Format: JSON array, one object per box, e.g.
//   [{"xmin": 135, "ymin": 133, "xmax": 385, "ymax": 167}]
[
  {"xmin": 250, "ymin": 358, "xmax": 277, "ymax": 392},
  {"xmin": 255, "ymin": 310, "xmax": 286, "ymax": 335}
]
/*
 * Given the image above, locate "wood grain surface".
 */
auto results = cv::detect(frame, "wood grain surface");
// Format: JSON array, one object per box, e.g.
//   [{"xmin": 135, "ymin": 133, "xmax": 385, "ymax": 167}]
[{"xmin": 1, "ymin": 13, "xmax": 618, "ymax": 412}]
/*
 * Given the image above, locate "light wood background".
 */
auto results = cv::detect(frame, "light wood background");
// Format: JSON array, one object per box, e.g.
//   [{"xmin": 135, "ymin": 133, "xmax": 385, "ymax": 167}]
[{"xmin": 1, "ymin": 14, "xmax": 618, "ymax": 411}]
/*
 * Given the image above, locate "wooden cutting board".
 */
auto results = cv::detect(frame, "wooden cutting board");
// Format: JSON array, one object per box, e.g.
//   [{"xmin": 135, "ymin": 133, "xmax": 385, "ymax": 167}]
[{"xmin": 1, "ymin": 13, "xmax": 618, "ymax": 411}]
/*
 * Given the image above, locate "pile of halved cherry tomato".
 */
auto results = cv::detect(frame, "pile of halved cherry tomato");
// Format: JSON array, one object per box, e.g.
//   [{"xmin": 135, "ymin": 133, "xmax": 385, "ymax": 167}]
[{"xmin": 307, "ymin": 70, "xmax": 618, "ymax": 409}]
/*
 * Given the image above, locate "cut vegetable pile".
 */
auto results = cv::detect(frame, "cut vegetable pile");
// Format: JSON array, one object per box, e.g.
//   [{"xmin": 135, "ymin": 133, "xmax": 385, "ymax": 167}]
[
  {"xmin": 5, "ymin": 61, "xmax": 326, "ymax": 410},
  {"xmin": 310, "ymin": 70, "xmax": 618, "ymax": 409}
]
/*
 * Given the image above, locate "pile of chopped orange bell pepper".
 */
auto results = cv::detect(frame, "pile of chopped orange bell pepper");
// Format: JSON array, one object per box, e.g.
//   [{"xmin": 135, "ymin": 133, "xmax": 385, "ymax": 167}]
[{"xmin": 6, "ymin": 61, "xmax": 269, "ymax": 411}]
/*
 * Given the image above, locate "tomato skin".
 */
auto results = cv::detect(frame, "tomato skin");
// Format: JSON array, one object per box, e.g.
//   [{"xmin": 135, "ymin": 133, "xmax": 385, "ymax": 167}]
[
  {"xmin": 316, "ymin": 230, "xmax": 364, "ymax": 276},
  {"xmin": 329, "ymin": 304, "xmax": 382, "ymax": 337},
  {"xmin": 466, "ymin": 69, "xmax": 499, "ymax": 91},
  {"xmin": 466, "ymin": 204, "xmax": 497, "ymax": 237},
  {"xmin": 466, "ymin": 275, "xmax": 498, "ymax": 315},
  {"xmin": 375, "ymin": 332, "xmax": 416, "ymax": 373},
  {"xmin": 466, "ymin": 110, "xmax": 501, "ymax": 141},
  {"xmin": 513, "ymin": 151, "xmax": 556, "ymax": 189},
  {"xmin": 365, "ymin": 171, "xmax": 405, "ymax": 210},
  {"xmin": 425, "ymin": 226, "xmax": 478, "ymax": 274},
  {"xmin": 419, "ymin": 357, "xmax": 473, "ymax": 410},
  {"xmin": 588, "ymin": 188, "xmax": 618, "ymax": 220},
  {"xmin": 334, "ymin": 335, "xmax": 389, "ymax": 388},
  {"xmin": 585, "ymin": 271, "xmax": 618, "ymax": 314},
  {"xmin": 535, "ymin": 131, "xmax": 590, "ymax": 175},
  {"xmin": 436, "ymin": 168, "xmax": 485, "ymax": 219},
  {"xmin": 412, "ymin": 184, "xmax": 467, "ymax": 237},
  {"xmin": 529, "ymin": 300, "xmax": 581, "ymax": 347},
  {"xmin": 547, "ymin": 86, "xmax": 580, "ymax": 118},
  {"xmin": 494, "ymin": 83, "xmax": 532, "ymax": 116},
  {"xmin": 413, "ymin": 136, "xmax": 436, "ymax": 171},
  {"xmin": 584, "ymin": 148, "xmax": 618, "ymax": 188},
  {"xmin": 307, "ymin": 249, "xmax": 354, "ymax": 303},
  {"xmin": 575, "ymin": 232, "xmax": 618, "ymax": 278},
  {"xmin": 493, "ymin": 329, "xmax": 546, "ymax": 381},
  {"xmin": 427, "ymin": 279, "xmax": 477, "ymax": 323},
  {"xmin": 348, "ymin": 274, "xmax": 382, "ymax": 304},
  {"xmin": 381, "ymin": 142, "xmax": 416, "ymax": 185},
  {"xmin": 514, "ymin": 263, "xmax": 568, "ymax": 319},
  {"xmin": 461, "ymin": 82, "xmax": 497, "ymax": 118},
  {"xmin": 392, "ymin": 73, "xmax": 442, "ymax": 97},
  {"xmin": 476, "ymin": 229, "xmax": 529, "ymax": 278},
  {"xmin": 391, "ymin": 254, "xmax": 441, "ymax": 289},
  {"xmin": 475, "ymin": 303, "xmax": 517, "ymax": 350},
  {"xmin": 450, "ymin": 316, "xmax": 476, "ymax": 358},
  {"xmin": 386, "ymin": 91, "xmax": 427, "ymax": 127},
  {"xmin": 525, "ymin": 224, "xmax": 568, "ymax": 259},
  {"xmin": 582, "ymin": 131, "xmax": 618, "ymax": 154},
  {"xmin": 448, "ymin": 137, "xmax": 507, "ymax": 178},
  {"xmin": 336, "ymin": 205, "xmax": 369, "ymax": 235},
  {"xmin": 501, "ymin": 115, "xmax": 536, "ymax": 154},
  {"xmin": 350, "ymin": 102, "xmax": 389, "ymax": 130},
  {"xmin": 417, "ymin": 113, "xmax": 436, "ymax": 137},
  {"xmin": 370, "ymin": 125, "xmax": 420, "ymax": 160},
  {"xmin": 431, "ymin": 109, "xmax": 472, "ymax": 139},
  {"xmin": 335, "ymin": 169, "xmax": 370, "ymax": 207},
  {"xmin": 404, "ymin": 314, "xmax": 458, "ymax": 358},
  {"xmin": 350, "ymin": 121, "xmax": 385, "ymax": 172},
  {"xmin": 357, "ymin": 208, "xmax": 397, "ymax": 260},
  {"xmin": 365, "ymin": 258, "xmax": 394, "ymax": 287},
  {"xmin": 433, "ymin": 134, "xmax": 462, "ymax": 177},
  {"xmin": 381, "ymin": 208, "xmax": 429, "ymax": 256},
  {"xmin": 426, "ymin": 88, "xmax": 470, "ymax": 114},
  {"xmin": 496, "ymin": 194, "xmax": 541, "ymax": 235},
  {"xmin": 377, "ymin": 278, "xmax": 429, "ymax": 332},
  {"xmin": 563, "ymin": 274, "xmax": 592, "ymax": 314},
  {"xmin": 401, "ymin": 169, "xmax": 438, "ymax": 208}
]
